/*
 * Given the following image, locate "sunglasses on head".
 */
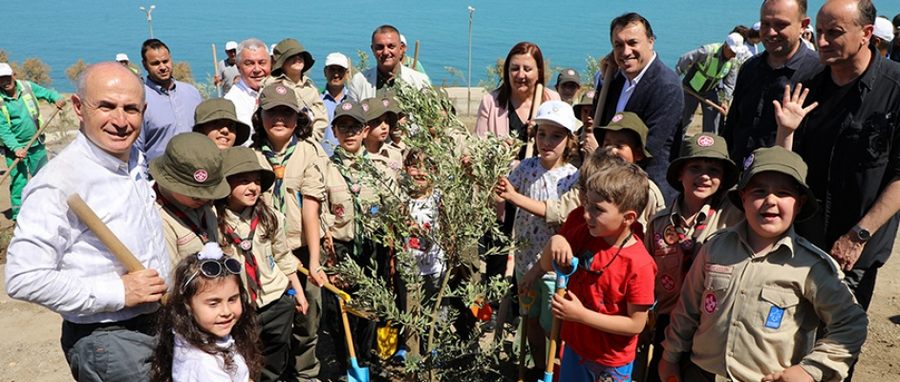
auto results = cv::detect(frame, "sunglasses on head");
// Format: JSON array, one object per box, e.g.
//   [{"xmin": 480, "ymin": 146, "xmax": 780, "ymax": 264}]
[{"xmin": 181, "ymin": 257, "xmax": 243, "ymax": 292}]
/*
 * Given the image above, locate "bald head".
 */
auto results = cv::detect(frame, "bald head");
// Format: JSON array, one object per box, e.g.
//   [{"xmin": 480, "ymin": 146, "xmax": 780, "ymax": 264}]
[
  {"xmin": 816, "ymin": 0, "xmax": 875, "ymax": 71},
  {"xmin": 76, "ymin": 62, "xmax": 144, "ymax": 103},
  {"xmin": 820, "ymin": 0, "xmax": 875, "ymax": 27},
  {"xmin": 72, "ymin": 62, "xmax": 146, "ymax": 161}
]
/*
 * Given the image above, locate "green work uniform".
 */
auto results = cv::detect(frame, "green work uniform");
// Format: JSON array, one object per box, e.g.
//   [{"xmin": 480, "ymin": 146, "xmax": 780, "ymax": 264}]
[{"xmin": 0, "ymin": 80, "xmax": 60, "ymax": 219}]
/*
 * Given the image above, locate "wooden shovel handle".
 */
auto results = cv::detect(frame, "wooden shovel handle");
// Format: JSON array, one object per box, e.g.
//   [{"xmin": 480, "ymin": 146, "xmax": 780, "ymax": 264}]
[
  {"xmin": 67, "ymin": 194, "xmax": 145, "ymax": 272},
  {"xmin": 524, "ymin": 83, "xmax": 544, "ymax": 158}
]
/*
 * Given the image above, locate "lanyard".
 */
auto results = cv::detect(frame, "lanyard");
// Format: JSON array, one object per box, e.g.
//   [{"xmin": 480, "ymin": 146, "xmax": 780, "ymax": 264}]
[{"xmin": 155, "ymin": 185, "xmax": 210, "ymax": 244}]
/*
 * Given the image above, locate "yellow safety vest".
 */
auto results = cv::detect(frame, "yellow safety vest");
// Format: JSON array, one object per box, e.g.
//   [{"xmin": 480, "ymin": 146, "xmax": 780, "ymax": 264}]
[
  {"xmin": 0, "ymin": 80, "xmax": 42, "ymax": 129},
  {"xmin": 684, "ymin": 43, "xmax": 733, "ymax": 94}
]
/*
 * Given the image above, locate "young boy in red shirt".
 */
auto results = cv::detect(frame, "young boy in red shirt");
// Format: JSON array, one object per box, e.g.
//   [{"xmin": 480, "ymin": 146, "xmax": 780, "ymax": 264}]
[{"xmin": 526, "ymin": 161, "xmax": 657, "ymax": 381}]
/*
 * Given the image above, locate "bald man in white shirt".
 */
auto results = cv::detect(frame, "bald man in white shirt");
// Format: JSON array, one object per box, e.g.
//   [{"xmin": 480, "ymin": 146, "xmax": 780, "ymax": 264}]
[{"xmin": 5, "ymin": 62, "xmax": 169, "ymax": 382}]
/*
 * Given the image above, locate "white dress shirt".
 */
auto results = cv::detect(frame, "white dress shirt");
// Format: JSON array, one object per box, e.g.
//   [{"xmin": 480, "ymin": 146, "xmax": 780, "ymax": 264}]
[
  {"xmin": 346, "ymin": 65, "xmax": 431, "ymax": 102},
  {"xmin": 615, "ymin": 53, "xmax": 658, "ymax": 113},
  {"xmin": 172, "ymin": 334, "xmax": 249, "ymax": 382},
  {"xmin": 224, "ymin": 79, "xmax": 259, "ymax": 147},
  {"xmin": 4, "ymin": 132, "xmax": 170, "ymax": 324}
]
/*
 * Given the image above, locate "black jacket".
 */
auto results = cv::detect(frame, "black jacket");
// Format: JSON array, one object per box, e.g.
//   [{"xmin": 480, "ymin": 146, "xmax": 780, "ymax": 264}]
[
  {"xmin": 597, "ymin": 56, "xmax": 684, "ymax": 203},
  {"xmin": 794, "ymin": 47, "xmax": 900, "ymax": 268}
]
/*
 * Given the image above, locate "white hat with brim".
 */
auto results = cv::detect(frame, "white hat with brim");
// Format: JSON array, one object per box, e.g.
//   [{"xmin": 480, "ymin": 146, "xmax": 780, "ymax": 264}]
[
  {"xmin": 0, "ymin": 63, "xmax": 12, "ymax": 77},
  {"xmin": 325, "ymin": 52, "xmax": 351, "ymax": 69},
  {"xmin": 725, "ymin": 32, "xmax": 748, "ymax": 55},
  {"xmin": 225, "ymin": 41, "xmax": 238, "ymax": 51},
  {"xmin": 116, "ymin": 53, "xmax": 129, "ymax": 62},
  {"xmin": 533, "ymin": 100, "xmax": 579, "ymax": 134},
  {"xmin": 874, "ymin": 17, "xmax": 894, "ymax": 42}
]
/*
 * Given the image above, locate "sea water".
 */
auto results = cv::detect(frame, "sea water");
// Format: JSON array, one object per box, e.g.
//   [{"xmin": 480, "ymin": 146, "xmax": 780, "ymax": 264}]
[{"xmin": 2, "ymin": 0, "xmax": 834, "ymax": 93}]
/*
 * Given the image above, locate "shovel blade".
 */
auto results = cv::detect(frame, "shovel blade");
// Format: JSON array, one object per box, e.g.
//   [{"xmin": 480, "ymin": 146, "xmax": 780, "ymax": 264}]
[
  {"xmin": 348, "ymin": 357, "xmax": 370, "ymax": 382},
  {"xmin": 538, "ymin": 370, "xmax": 553, "ymax": 382}
]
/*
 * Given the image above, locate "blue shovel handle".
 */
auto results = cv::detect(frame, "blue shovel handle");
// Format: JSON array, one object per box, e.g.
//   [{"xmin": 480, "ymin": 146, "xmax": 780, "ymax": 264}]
[{"xmin": 551, "ymin": 257, "xmax": 579, "ymax": 290}]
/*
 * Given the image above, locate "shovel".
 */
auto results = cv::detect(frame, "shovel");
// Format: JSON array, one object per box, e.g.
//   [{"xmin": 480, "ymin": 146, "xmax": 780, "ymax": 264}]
[
  {"xmin": 340, "ymin": 297, "xmax": 371, "ymax": 382},
  {"xmin": 516, "ymin": 289, "xmax": 536, "ymax": 382},
  {"xmin": 296, "ymin": 265, "xmax": 370, "ymax": 382},
  {"xmin": 540, "ymin": 257, "xmax": 579, "ymax": 382}
]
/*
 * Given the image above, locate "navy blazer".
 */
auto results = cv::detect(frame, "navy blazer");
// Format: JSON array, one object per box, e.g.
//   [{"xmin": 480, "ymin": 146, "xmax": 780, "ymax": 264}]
[{"xmin": 596, "ymin": 56, "xmax": 684, "ymax": 203}]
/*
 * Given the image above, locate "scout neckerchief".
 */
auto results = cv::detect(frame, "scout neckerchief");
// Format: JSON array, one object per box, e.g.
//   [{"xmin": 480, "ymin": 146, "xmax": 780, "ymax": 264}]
[
  {"xmin": 223, "ymin": 210, "xmax": 262, "ymax": 303},
  {"xmin": 664, "ymin": 201, "xmax": 716, "ymax": 274},
  {"xmin": 154, "ymin": 185, "xmax": 211, "ymax": 243},
  {"xmin": 331, "ymin": 146, "xmax": 377, "ymax": 258},
  {"xmin": 261, "ymin": 136, "xmax": 298, "ymax": 213}
]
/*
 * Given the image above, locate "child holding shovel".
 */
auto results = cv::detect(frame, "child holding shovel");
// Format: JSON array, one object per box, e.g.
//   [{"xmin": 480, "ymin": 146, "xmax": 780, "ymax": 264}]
[{"xmin": 525, "ymin": 161, "xmax": 657, "ymax": 382}]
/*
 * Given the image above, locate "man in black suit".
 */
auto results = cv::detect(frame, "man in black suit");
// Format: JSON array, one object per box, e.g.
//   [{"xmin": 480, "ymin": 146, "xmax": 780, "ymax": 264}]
[{"xmin": 596, "ymin": 12, "xmax": 684, "ymax": 202}]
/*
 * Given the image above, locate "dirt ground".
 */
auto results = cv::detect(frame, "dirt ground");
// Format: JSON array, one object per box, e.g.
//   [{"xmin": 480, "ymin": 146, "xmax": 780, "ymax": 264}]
[{"xmin": 0, "ymin": 99, "xmax": 897, "ymax": 381}]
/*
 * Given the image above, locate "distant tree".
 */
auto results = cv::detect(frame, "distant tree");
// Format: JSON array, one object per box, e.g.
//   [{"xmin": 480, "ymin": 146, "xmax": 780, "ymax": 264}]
[
  {"xmin": 172, "ymin": 61, "xmax": 194, "ymax": 83},
  {"xmin": 355, "ymin": 49, "xmax": 370, "ymax": 74},
  {"xmin": 0, "ymin": 49, "xmax": 9, "ymax": 63},
  {"xmin": 478, "ymin": 59, "xmax": 503, "ymax": 91},
  {"xmin": 66, "ymin": 59, "xmax": 88, "ymax": 84},
  {"xmin": 21, "ymin": 58, "xmax": 52, "ymax": 86}
]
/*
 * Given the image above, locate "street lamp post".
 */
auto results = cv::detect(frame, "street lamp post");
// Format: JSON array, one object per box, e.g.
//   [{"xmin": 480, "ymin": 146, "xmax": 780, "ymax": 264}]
[
  {"xmin": 139, "ymin": 5, "xmax": 156, "ymax": 38},
  {"xmin": 467, "ymin": 6, "xmax": 475, "ymax": 116}
]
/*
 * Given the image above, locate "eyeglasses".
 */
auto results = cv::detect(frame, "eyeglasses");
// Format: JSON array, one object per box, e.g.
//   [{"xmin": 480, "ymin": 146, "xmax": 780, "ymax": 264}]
[
  {"xmin": 335, "ymin": 122, "xmax": 364, "ymax": 135},
  {"xmin": 181, "ymin": 257, "xmax": 243, "ymax": 292}
]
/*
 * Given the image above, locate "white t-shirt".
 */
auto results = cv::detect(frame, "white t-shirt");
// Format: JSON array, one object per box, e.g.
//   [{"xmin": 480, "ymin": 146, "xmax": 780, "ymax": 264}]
[
  {"xmin": 508, "ymin": 158, "xmax": 579, "ymax": 278},
  {"xmin": 172, "ymin": 333, "xmax": 250, "ymax": 382},
  {"xmin": 407, "ymin": 191, "xmax": 445, "ymax": 276}
]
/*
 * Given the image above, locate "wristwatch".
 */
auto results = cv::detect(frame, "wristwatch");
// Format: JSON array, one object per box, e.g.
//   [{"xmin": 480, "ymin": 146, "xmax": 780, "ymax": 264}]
[{"xmin": 851, "ymin": 225, "xmax": 871, "ymax": 243}]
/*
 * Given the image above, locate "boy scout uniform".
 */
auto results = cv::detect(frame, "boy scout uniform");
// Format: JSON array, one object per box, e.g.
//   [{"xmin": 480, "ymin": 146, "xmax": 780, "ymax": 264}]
[
  {"xmin": 361, "ymin": 96, "xmax": 403, "ymax": 180},
  {"xmin": 599, "ymin": 112, "xmax": 666, "ymax": 231},
  {"xmin": 254, "ymin": 84, "xmax": 328, "ymax": 250},
  {"xmin": 263, "ymin": 38, "xmax": 330, "ymax": 143},
  {"xmin": 149, "ymin": 133, "xmax": 230, "ymax": 265},
  {"xmin": 253, "ymin": 83, "xmax": 327, "ymax": 379},
  {"xmin": 220, "ymin": 147, "xmax": 298, "ymax": 307},
  {"xmin": 322, "ymin": 101, "xmax": 367, "ymax": 247},
  {"xmin": 662, "ymin": 147, "xmax": 868, "ymax": 382},
  {"xmin": 648, "ymin": 133, "xmax": 741, "ymax": 314}
]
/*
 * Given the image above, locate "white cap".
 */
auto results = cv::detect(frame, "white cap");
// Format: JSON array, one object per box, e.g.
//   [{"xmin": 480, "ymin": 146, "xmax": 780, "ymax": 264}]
[
  {"xmin": 752, "ymin": 21, "xmax": 761, "ymax": 31},
  {"xmin": 874, "ymin": 17, "xmax": 893, "ymax": 42},
  {"xmin": 0, "ymin": 63, "xmax": 12, "ymax": 77},
  {"xmin": 270, "ymin": 44, "xmax": 277, "ymax": 55},
  {"xmin": 533, "ymin": 100, "xmax": 579, "ymax": 134},
  {"xmin": 725, "ymin": 32, "xmax": 747, "ymax": 54},
  {"xmin": 400, "ymin": 34, "xmax": 408, "ymax": 46},
  {"xmin": 324, "ymin": 52, "xmax": 350, "ymax": 69},
  {"xmin": 115, "ymin": 53, "xmax": 129, "ymax": 62},
  {"xmin": 225, "ymin": 41, "xmax": 238, "ymax": 51}
]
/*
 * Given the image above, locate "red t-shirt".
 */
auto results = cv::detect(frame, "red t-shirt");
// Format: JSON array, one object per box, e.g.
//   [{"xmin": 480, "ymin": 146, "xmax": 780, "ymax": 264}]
[{"xmin": 558, "ymin": 214, "xmax": 657, "ymax": 367}]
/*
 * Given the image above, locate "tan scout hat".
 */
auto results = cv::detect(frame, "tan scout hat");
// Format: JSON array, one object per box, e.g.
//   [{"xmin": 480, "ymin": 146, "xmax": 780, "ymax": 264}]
[
  {"xmin": 272, "ymin": 38, "xmax": 315, "ymax": 76},
  {"xmin": 728, "ymin": 146, "xmax": 817, "ymax": 222},
  {"xmin": 221, "ymin": 147, "xmax": 275, "ymax": 192},
  {"xmin": 361, "ymin": 96, "xmax": 397, "ymax": 123},
  {"xmin": 193, "ymin": 98, "xmax": 251, "ymax": 146},
  {"xmin": 600, "ymin": 112, "xmax": 653, "ymax": 159},
  {"xmin": 150, "ymin": 133, "xmax": 231, "ymax": 200},
  {"xmin": 333, "ymin": 100, "xmax": 367, "ymax": 125},
  {"xmin": 572, "ymin": 89, "xmax": 596, "ymax": 117},
  {"xmin": 556, "ymin": 68, "xmax": 581, "ymax": 86},
  {"xmin": 258, "ymin": 83, "xmax": 300, "ymax": 113},
  {"xmin": 666, "ymin": 133, "xmax": 738, "ymax": 192}
]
